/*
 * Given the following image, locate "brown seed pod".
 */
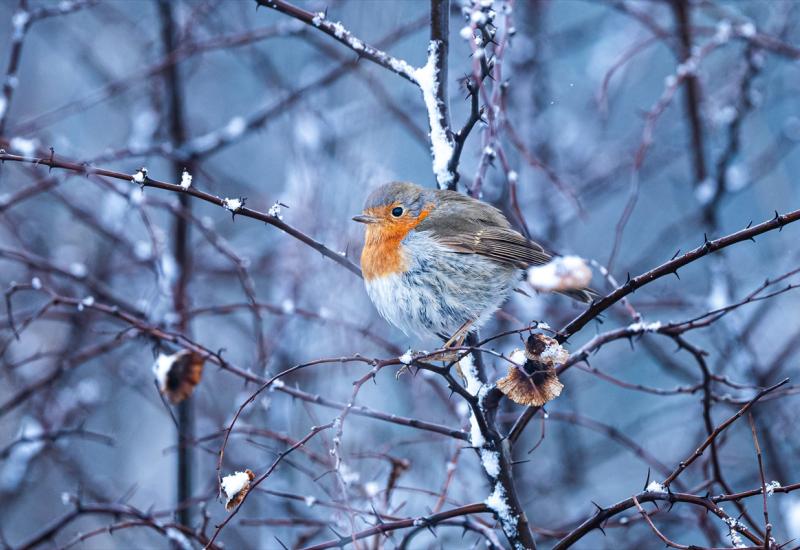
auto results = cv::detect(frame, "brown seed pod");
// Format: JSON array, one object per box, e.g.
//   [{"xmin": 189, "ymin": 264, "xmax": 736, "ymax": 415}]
[
  {"xmin": 153, "ymin": 350, "xmax": 204, "ymax": 404},
  {"xmin": 496, "ymin": 334, "xmax": 566, "ymax": 406}
]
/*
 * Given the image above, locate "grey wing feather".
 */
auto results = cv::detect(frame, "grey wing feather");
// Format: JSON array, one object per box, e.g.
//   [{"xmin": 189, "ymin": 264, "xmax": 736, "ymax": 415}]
[
  {"xmin": 433, "ymin": 227, "xmax": 552, "ymax": 269},
  {"xmin": 415, "ymin": 190, "xmax": 596, "ymax": 303},
  {"xmin": 416, "ymin": 190, "xmax": 552, "ymax": 268}
]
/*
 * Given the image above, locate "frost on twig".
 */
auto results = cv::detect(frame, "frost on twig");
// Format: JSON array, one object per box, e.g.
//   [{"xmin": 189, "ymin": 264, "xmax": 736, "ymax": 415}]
[
  {"xmin": 398, "ymin": 349, "xmax": 413, "ymax": 365},
  {"xmin": 222, "ymin": 196, "xmax": 246, "ymax": 219},
  {"xmin": 413, "ymin": 41, "xmax": 455, "ymax": 190},
  {"xmin": 627, "ymin": 321, "xmax": 663, "ymax": 333},
  {"xmin": 485, "ymin": 483, "xmax": 520, "ymax": 544},
  {"xmin": 527, "ymin": 255, "xmax": 592, "ymax": 293},
  {"xmin": 723, "ymin": 514, "xmax": 747, "ymax": 548},
  {"xmin": 152, "ymin": 350, "xmax": 204, "ymax": 404},
  {"xmin": 220, "ymin": 469, "xmax": 255, "ymax": 510},
  {"xmin": 765, "ymin": 480, "xmax": 781, "ymax": 495},
  {"xmin": 131, "ymin": 167, "xmax": 148, "ymax": 186},
  {"xmin": 180, "ymin": 168, "xmax": 192, "ymax": 190},
  {"xmin": 496, "ymin": 334, "xmax": 565, "ymax": 407},
  {"xmin": 267, "ymin": 201, "xmax": 285, "ymax": 220}
]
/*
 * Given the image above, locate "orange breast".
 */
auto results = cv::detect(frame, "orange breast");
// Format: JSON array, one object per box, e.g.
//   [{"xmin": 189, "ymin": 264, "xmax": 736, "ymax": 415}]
[{"xmin": 360, "ymin": 205, "xmax": 432, "ymax": 280}]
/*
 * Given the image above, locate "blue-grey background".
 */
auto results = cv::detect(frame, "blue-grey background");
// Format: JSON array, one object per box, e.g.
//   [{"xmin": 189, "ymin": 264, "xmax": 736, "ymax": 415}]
[{"xmin": 0, "ymin": 0, "xmax": 798, "ymax": 548}]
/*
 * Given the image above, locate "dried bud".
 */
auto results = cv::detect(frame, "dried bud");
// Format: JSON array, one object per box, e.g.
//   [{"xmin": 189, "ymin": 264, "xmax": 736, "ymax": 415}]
[
  {"xmin": 153, "ymin": 350, "xmax": 204, "ymax": 404},
  {"xmin": 496, "ymin": 334, "xmax": 565, "ymax": 406},
  {"xmin": 221, "ymin": 469, "xmax": 255, "ymax": 510}
]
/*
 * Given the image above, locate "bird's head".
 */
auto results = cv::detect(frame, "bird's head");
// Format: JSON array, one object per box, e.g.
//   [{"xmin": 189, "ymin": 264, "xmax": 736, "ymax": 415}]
[{"xmin": 353, "ymin": 182, "xmax": 434, "ymax": 241}]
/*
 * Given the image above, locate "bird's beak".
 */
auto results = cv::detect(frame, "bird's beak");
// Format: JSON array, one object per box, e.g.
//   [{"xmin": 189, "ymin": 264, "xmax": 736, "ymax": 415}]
[{"xmin": 352, "ymin": 214, "xmax": 380, "ymax": 224}]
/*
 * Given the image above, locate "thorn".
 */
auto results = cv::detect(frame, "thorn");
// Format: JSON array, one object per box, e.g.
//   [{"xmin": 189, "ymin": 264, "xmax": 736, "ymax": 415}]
[
  {"xmin": 48, "ymin": 147, "xmax": 55, "ymax": 172},
  {"xmin": 371, "ymin": 504, "xmax": 384, "ymax": 524},
  {"xmin": 671, "ymin": 248, "xmax": 681, "ymax": 260},
  {"xmin": 672, "ymin": 269, "xmax": 680, "ymax": 280},
  {"xmin": 591, "ymin": 500, "xmax": 605, "ymax": 513},
  {"xmin": 274, "ymin": 537, "xmax": 289, "ymax": 550},
  {"xmin": 643, "ymin": 468, "xmax": 651, "ymax": 491},
  {"xmin": 746, "ymin": 220, "xmax": 753, "ymax": 228},
  {"xmin": 650, "ymin": 500, "xmax": 660, "ymax": 511}
]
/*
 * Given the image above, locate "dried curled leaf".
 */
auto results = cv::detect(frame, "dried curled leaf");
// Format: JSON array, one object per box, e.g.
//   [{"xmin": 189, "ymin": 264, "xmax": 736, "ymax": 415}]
[
  {"xmin": 153, "ymin": 350, "xmax": 204, "ymax": 404},
  {"xmin": 221, "ymin": 469, "xmax": 255, "ymax": 510},
  {"xmin": 496, "ymin": 334, "xmax": 566, "ymax": 406}
]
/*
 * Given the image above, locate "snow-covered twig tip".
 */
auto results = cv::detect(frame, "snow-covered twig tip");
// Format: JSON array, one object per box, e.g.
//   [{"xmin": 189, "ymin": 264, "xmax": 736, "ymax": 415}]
[
  {"xmin": 180, "ymin": 168, "xmax": 192, "ymax": 190},
  {"xmin": 527, "ymin": 255, "xmax": 592, "ymax": 293},
  {"xmin": 222, "ymin": 196, "xmax": 246, "ymax": 219},
  {"xmin": 131, "ymin": 167, "xmax": 148, "ymax": 186}
]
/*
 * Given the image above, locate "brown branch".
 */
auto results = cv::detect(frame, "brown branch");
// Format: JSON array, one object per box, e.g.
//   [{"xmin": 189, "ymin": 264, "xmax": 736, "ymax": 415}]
[
  {"xmin": 556, "ymin": 207, "xmax": 800, "ymax": 342},
  {"xmin": 301, "ymin": 503, "xmax": 489, "ymax": 550},
  {"xmin": 663, "ymin": 378, "xmax": 788, "ymax": 487},
  {"xmin": 0, "ymin": 152, "xmax": 362, "ymax": 276}
]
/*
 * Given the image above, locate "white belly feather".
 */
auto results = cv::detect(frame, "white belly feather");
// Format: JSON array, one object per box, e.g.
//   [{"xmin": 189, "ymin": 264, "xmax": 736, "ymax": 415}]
[{"xmin": 364, "ymin": 231, "xmax": 520, "ymax": 338}]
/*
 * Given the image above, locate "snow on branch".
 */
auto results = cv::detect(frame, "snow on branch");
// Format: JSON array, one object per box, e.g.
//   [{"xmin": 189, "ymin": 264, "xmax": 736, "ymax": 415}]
[
  {"xmin": 255, "ymin": 0, "xmax": 458, "ymax": 188},
  {"xmin": 527, "ymin": 255, "xmax": 592, "ymax": 293},
  {"xmin": 414, "ymin": 41, "xmax": 456, "ymax": 189}
]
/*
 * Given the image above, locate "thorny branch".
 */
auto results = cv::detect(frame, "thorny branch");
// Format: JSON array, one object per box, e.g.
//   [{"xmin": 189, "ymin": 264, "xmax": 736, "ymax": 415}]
[{"xmin": 2, "ymin": 2, "xmax": 800, "ymax": 549}]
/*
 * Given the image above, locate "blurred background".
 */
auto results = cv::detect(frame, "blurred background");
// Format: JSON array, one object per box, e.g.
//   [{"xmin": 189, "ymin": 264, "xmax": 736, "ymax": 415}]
[{"xmin": 0, "ymin": 0, "xmax": 799, "ymax": 548}]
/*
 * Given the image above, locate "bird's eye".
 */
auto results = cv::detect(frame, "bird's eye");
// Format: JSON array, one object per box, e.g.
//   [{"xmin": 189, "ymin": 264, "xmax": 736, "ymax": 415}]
[{"xmin": 391, "ymin": 206, "xmax": 404, "ymax": 217}]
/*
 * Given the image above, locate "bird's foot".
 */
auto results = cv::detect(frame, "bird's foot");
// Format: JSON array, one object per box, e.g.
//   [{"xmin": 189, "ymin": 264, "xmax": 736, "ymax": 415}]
[
  {"xmin": 427, "ymin": 320, "xmax": 475, "ymax": 378},
  {"xmin": 395, "ymin": 363, "xmax": 411, "ymax": 379}
]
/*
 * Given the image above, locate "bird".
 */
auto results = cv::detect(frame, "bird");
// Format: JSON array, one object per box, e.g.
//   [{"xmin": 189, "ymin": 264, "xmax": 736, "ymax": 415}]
[{"xmin": 352, "ymin": 181, "xmax": 593, "ymax": 343}]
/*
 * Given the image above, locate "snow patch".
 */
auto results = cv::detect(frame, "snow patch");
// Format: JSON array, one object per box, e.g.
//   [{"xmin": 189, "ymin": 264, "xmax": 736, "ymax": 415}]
[
  {"xmin": 627, "ymin": 321, "xmax": 662, "ymax": 333},
  {"xmin": 766, "ymin": 480, "xmax": 781, "ymax": 496},
  {"xmin": 131, "ymin": 167, "xmax": 148, "ymax": 185},
  {"xmin": 527, "ymin": 255, "xmax": 591, "ymax": 292},
  {"xmin": 508, "ymin": 348, "xmax": 526, "ymax": 366},
  {"xmin": 222, "ymin": 197, "xmax": 243, "ymax": 212},
  {"xmin": 267, "ymin": 201, "xmax": 283, "ymax": 219},
  {"xmin": 180, "ymin": 169, "xmax": 192, "ymax": 190},
  {"xmin": 413, "ymin": 41, "xmax": 455, "ymax": 189},
  {"xmin": 485, "ymin": 483, "xmax": 518, "ymax": 539},
  {"xmin": 221, "ymin": 471, "xmax": 251, "ymax": 504},
  {"xmin": 646, "ymin": 480, "xmax": 666, "ymax": 493},
  {"xmin": 480, "ymin": 449, "xmax": 500, "ymax": 478}
]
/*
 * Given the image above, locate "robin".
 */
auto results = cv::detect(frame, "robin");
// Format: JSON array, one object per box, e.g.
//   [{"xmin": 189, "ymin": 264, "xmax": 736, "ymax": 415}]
[{"xmin": 353, "ymin": 182, "xmax": 593, "ymax": 344}]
